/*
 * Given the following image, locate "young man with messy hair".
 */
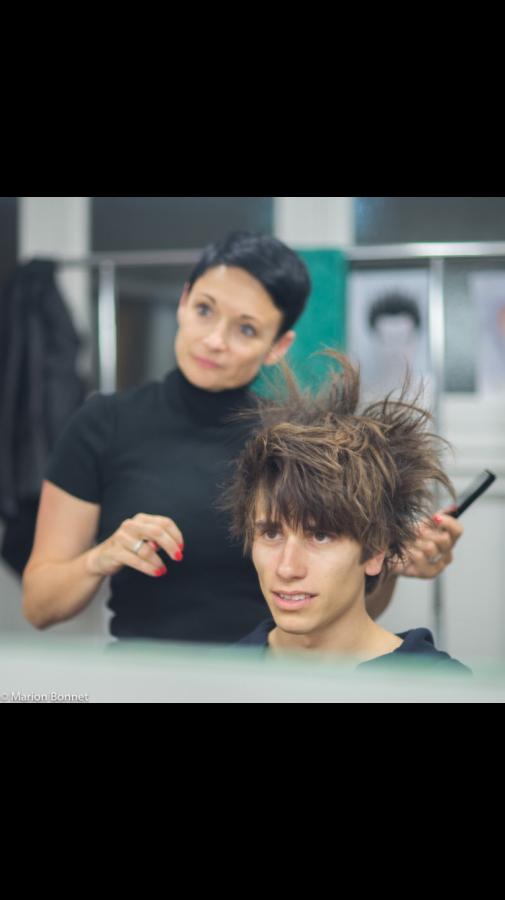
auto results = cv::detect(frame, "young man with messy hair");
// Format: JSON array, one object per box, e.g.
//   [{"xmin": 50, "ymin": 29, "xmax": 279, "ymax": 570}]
[{"xmin": 220, "ymin": 352, "xmax": 468, "ymax": 671}]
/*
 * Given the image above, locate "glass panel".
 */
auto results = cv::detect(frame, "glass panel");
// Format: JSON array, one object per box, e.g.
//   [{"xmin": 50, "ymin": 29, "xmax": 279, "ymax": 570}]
[
  {"xmin": 90, "ymin": 264, "xmax": 191, "ymax": 392},
  {"xmin": 444, "ymin": 258, "xmax": 505, "ymax": 394},
  {"xmin": 91, "ymin": 197, "xmax": 273, "ymax": 251},
  {"xmin": 355, "ymin": 197, "xmax": 505, "ymax": 245}
]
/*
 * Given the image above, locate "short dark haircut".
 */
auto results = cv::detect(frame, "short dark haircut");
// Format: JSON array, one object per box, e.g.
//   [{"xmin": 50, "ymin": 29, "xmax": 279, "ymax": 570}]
[
  {"xmin": 368, "ymin": 293, "xmax": 421, "ymax": 331},
  {"xmin": 187, "ymin": 231, "xmax": 311, "ymax": 337},
  {"xmin": 218, "ymin": 351, "xmax": 455, "ymax": 595}
]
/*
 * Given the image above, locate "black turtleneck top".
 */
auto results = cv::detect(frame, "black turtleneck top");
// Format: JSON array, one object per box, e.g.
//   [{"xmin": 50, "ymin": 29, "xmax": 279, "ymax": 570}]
[{"xmin": 45, "ymin": 368, "xmax": 265, "ymax": 643}]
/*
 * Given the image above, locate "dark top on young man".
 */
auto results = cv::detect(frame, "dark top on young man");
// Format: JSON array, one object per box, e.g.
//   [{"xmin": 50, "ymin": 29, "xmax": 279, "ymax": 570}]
[{"xmin": 238, "ymin": 618, "xmax": 471, "ymax": 673}]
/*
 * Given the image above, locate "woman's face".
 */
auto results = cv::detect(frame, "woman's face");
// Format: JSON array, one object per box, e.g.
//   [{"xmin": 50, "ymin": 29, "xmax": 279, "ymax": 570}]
[{"xmin": 175, "ymin": 265, "xmax": 296, "ymax": 391}]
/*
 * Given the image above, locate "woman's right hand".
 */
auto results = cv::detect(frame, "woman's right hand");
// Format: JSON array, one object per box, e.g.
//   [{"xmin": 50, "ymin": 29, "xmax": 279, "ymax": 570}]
[
  {"xmin": 24, "ymin": 485, "xmax": 186, "ymax": 629},
  {"xmin": 86, "ymin": 513, "xmax": 184, "ymax": 578}
]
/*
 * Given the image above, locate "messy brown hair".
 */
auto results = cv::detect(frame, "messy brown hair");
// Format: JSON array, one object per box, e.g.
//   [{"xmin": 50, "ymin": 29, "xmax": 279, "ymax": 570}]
[{"xmin": 218, "ymin": 350, "xmax": 456, "ymax": 594}]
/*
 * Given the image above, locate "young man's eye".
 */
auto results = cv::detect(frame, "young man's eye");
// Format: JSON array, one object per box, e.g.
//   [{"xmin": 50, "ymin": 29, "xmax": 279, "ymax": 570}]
[
  {"xmin": 260, "ymin": 527, "xmax": 282, "ymax": 540},
  {"xmin": 312, "ymin": 532, "xmax": 331, "ymax": 543}
]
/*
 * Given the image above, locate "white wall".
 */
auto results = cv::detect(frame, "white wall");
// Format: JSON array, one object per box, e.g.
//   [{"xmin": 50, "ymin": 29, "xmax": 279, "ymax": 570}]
[
  {"xmin": 274, "ymin": 196, "xmax": 354, "ymax": 247},
  {"xmin": 378, "ymin": 393, "xmax": 505, "ymax": 665}
]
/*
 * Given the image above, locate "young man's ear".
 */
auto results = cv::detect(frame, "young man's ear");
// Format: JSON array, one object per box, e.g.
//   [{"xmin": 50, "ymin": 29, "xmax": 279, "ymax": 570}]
[
  {"xmin": 263, "ymin": 330, "xmax": 296, "ymax": 367},
  {"xmin": 364, "ymin": 550, "xmax": 386, "ymax": 577},
  {"xmin": 176, "ymin": 283, "xmax": 190, "ymax": 326}
]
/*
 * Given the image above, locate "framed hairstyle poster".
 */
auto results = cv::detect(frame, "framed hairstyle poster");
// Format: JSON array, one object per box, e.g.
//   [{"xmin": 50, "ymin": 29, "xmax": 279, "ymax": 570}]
[{"xmin": 347, "ymin": 268, "xmax": 431, "ymax": 402}]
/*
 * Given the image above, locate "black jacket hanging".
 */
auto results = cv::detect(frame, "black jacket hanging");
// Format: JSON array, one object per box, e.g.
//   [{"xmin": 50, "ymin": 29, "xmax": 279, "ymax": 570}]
[{"xmin": 0, "ymin": 259, "xmax": 87, "ymax": 571}]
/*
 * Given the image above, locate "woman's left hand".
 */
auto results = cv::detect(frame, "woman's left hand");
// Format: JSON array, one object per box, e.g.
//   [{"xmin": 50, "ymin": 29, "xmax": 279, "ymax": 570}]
[{"xmin": 392, "ymin": 512, "xmax": 464, "ymax": 579}]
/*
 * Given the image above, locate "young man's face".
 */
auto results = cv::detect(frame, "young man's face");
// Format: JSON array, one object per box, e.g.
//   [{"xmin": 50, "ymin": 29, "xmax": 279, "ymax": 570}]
[
  {"xmin": 175, "ymin": 265, "xmax": 295, "ymax": 392},
  {"xmin": 251, "ymin": 498, "xmax": 385, "ymax": 636}
]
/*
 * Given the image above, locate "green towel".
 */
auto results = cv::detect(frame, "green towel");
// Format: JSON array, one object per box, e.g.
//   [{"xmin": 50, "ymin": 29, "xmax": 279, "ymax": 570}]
[{"xmin": 252, "ymin": 248, "xmax": 347, "ymax": 396}]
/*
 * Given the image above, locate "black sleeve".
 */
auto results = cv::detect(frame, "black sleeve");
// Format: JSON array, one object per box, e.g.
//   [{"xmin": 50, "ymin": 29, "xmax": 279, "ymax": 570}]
[{"xmin": 45, "ymin": 392, "xmax": 116, "ymax": 503}]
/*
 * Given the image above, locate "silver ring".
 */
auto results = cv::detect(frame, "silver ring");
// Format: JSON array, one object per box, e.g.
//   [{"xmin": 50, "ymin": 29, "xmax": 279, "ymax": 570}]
[
  {"xmin": 132, "ymin": 539, "xmax": 145, "ymax": 555},
  {"xmin": 428, "ymin": 554, "xmax": 442, "ymax": 564}
]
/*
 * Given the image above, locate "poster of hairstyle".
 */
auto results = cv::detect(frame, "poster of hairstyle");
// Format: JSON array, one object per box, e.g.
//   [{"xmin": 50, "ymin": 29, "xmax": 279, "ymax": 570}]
[
  {"xmin": 469, "ymin": 271, "xmax": 505, "ymax": 395},
  {"xmin": 347, "ymin": 269, "xmax": 431, "ymax": 401}
]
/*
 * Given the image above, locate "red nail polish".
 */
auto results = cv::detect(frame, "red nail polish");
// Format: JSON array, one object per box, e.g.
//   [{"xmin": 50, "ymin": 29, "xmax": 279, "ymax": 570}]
[
  {"xmin": 155, "ymin": 567, "xmax": 167, "ymax": 576},
  {"xmin": 175, "ymin": 551, "xmax": 183, "ymax": 562},
  {"xmin": 179, "ymin": 541, "xmax": 184, "ymax": 551},
  {"xmin": 433, "ymin": 514, "xmax": 442, "ymax": 525}
]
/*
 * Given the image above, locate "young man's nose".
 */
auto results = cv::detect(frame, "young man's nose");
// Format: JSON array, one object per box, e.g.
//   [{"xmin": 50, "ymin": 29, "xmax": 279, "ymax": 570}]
[{"xmin": 275, "ymin": 537, "xmax": 307, "ymax": 580}]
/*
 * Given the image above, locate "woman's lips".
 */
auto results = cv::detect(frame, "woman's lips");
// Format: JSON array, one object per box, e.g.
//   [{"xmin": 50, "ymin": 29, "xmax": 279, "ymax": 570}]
[
  {"xmin": 193, "ymin": 355, "xmax": 221, "ymax": 370},
  {"xmin": 272, "ymin": 592, "xmax": 317, "ymax": 611}
]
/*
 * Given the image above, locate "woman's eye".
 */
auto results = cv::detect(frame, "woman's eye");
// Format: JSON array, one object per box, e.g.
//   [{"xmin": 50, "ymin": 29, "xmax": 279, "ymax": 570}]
[
  {"xmin": 312, "ymin": 532, "xmax": 331, "ymax": 543},
  {"xmin": 196, "ymin": 303, "xmax": 211, "ymax": 316},
  {"xmin": 240, "ymin": 324, "xmax": 257, "ymax": 337},
  {"xmin": 264, "ymin": 529, "xmax": 281, "ymax": 540}
]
